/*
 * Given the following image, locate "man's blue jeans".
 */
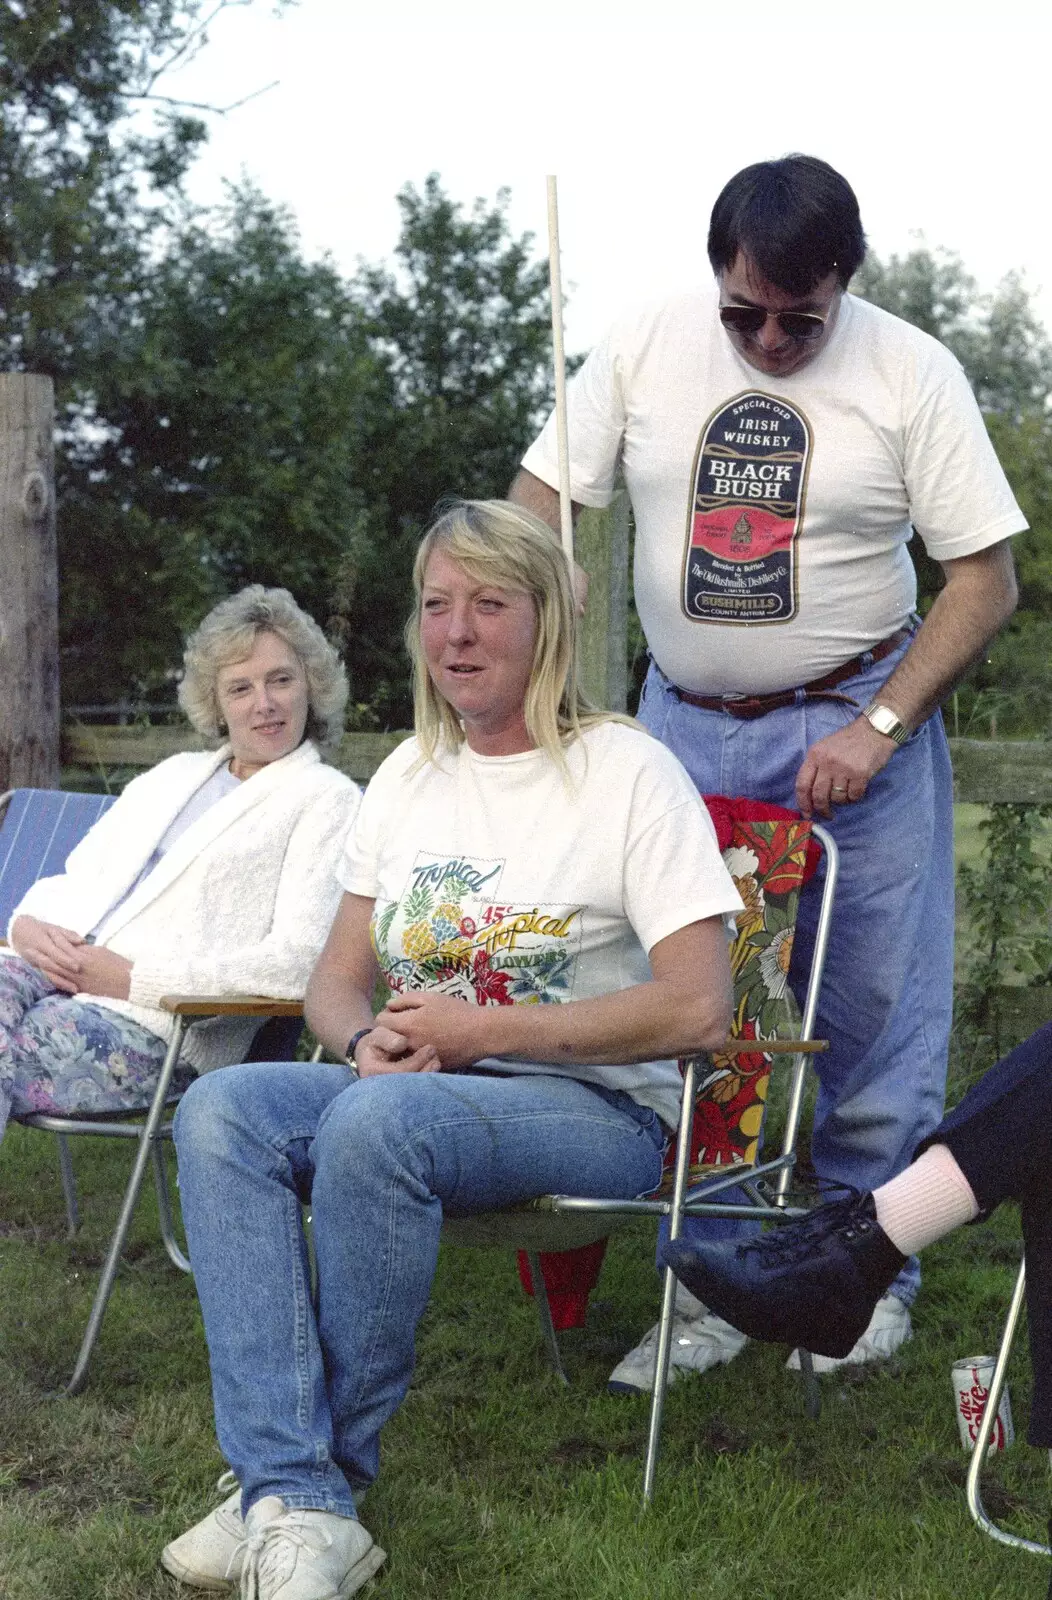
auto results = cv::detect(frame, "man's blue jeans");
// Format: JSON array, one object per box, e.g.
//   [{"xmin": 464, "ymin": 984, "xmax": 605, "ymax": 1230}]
[
  {"xmin": 639, "ymin": 636, "xmax": 955, "ymax": 1306},
  {"xmin": 174, "ymin": 1062, "xmax": 666, "ymax": 1516}
]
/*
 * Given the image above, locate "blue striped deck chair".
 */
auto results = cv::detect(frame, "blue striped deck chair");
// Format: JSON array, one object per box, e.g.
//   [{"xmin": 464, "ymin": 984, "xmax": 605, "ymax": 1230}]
[
  {"xmin": 0, "ymin": 786, "xmax": 306, "ymax": 1392},
  {"xmin": 0, "ymin": 787, "xmax": 115, "ymax": 931},
  {"xmin": 0, "ymin": 789, "xmax": 122, "ymax": 1286}
]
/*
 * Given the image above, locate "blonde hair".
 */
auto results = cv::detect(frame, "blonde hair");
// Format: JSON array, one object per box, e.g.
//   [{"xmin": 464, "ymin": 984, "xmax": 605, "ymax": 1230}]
[
  {"xmin": 407, "ymin": 500, "xmax": 632, "ymax": 767},
  {"xmin": 178, "ymin": 586, "xmax": 349, "ymax": 755}
]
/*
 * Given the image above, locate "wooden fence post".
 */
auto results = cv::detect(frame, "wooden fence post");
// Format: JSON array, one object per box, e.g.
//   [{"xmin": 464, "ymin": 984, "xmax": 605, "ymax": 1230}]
[
  {"xmin": 575, "ymin": 490, "xmax": 629, "ymax": 712},
  {"xmin": 0, "ymin": 374, "xmax": 59, "ymax": 790}
]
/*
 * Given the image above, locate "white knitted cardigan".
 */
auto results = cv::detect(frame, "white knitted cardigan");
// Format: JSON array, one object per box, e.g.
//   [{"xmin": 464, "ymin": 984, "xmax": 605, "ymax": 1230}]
[{"xmin": 10, "ymin": 742, "xmax": 361, "ymax": 1072}]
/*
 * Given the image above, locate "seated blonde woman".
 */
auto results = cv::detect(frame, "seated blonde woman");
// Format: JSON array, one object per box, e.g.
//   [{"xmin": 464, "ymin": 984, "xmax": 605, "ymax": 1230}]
[
  {"xmin": 163, "ymin": 502, "xmax": 743, "ymax": 1600},
  {"xmin": 1, "ymin": 586, "xmax": 360, "ymax": 1139}
]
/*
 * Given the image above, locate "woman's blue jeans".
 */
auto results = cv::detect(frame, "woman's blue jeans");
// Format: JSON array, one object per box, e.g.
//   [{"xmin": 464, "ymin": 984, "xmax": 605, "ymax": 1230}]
[{"xmin": 174, "ymin": 1062, "xmax": 666, "ymax": 1517}]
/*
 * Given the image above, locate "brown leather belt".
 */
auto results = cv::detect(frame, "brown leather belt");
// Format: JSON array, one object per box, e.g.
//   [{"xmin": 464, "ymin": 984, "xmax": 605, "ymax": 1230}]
[{"xmin": 673, "ymin": 625, "xmax": 914, "ymax": 719}]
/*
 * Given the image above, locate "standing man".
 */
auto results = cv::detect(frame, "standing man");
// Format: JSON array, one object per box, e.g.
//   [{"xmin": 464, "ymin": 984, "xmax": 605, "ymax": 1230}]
[{"xmin": 512, "ymin": 155, "xmax": 1025, "ymax": 1392}]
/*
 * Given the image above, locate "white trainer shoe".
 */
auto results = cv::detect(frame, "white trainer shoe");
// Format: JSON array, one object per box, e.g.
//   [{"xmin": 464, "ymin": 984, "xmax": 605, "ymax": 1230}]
[
  {"xmin": 236, "ymin": 1497, "xmax": 386, "ymax": 1600},
  {"xmin": 161, "ymin": 1481, "xmax": 245, "ymax": 1589},
  {"xmin": 786, "ymin": 1291, "xmax": 912, "ymax": 1373},
  {"xmin": 608, "ymin": 1287, "xmax": 749, "ymax": 1394}
]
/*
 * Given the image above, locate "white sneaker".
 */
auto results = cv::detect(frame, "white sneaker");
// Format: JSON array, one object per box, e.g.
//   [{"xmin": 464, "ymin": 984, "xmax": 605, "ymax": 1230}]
[
  {"xmin": 786, "ymin": 1292, "xmax": 912, "ymax": 1373},
  {"xmin": 161, "ymin": 1481, "xmax": 245, "ymax": 1589},
  {"xmin": 236, "ymin": 1497, "xmax": 386, "ymax": 1599},
  {"xmin": 608, "ymin": 1288, "xmax": 749, "ymax": 1394}
]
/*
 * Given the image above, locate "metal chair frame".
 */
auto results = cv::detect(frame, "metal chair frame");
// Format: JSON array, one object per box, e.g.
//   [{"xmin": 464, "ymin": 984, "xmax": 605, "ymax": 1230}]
[
  {"xmin": 966, "ymin": 1257, "xmax": 1052, "ymax": 1561},
  {"xmin": 0, "ymin": 785, "xmax": 311, "ymax": 1393},
  {"xmin": 26, "ymin": 1109, "xmax": 185, "ymax": 1252},
  {"xmin": 21, "ymin": 994, "xmax": 305, "ymax": 1395},
  {"xmin": 447, "ymin": 819, "xmax": 838, "ymax": 1502}
]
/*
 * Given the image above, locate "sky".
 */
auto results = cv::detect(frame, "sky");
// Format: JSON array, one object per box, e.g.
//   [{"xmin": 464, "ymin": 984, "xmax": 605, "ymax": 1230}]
[{"xmin": 164, "ymin": 0, "xmax": 1052, "ymax": 353}]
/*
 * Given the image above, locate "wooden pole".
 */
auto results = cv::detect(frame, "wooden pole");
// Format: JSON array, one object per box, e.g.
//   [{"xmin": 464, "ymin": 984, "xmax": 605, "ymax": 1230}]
[
  {"xmin": 576, "ymin": 493, "xmax": 629, "ymax": 712},
  {"xmin": 545, "ymin": 176, "xmax": 574, "ymax": 564},
  {"xmin": 0, "ymin": 374, "xmax": 59, "ymax": 789}
]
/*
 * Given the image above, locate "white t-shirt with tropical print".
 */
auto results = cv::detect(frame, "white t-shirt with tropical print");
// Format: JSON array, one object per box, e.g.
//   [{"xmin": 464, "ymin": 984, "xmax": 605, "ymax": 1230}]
[{"xmin": 337, "ymin": 721, "xmax": 742, "ymax": 1126}]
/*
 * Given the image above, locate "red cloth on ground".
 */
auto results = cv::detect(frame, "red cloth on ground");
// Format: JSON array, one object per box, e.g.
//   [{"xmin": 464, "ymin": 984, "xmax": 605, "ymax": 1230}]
[{"xmin": 516, "ymin": 1239, "xmax": 609, "ymax": 1330}]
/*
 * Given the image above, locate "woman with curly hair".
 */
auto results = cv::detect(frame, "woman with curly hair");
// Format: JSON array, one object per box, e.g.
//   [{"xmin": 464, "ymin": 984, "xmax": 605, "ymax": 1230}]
[{"xmin": 2, "ymin": 585, "xmax": 359, "ymax": 1137}]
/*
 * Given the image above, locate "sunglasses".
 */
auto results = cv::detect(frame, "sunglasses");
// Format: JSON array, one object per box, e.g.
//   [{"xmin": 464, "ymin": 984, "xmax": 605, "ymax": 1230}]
[{"xmin": 719, "ymin": 304, "xmax": 828, "ymax": 342}]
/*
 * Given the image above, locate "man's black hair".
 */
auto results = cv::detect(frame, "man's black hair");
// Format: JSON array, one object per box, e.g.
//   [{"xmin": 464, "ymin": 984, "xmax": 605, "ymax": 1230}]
[{"xmin": 707, "ymin": 155, "xmax": 866, "ymax": 294}]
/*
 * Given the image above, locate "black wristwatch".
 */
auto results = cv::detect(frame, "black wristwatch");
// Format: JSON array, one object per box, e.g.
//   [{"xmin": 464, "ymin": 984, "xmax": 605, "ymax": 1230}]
[{"xmin": 345, "ymin": 1027, "xmax": 374, "ymax": 1078}]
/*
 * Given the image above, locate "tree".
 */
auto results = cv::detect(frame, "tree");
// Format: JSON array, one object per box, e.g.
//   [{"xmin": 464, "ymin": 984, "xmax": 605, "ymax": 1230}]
[
  {"xmin": 0, "ymin": 2, "xmax": 308, "ymax": 701},
  {"xmin": 0, "ymin": 1, "xmax": 234, "ymax": 380},
  {"xmin": 59, "ymin": 187, "xmax": 390, "ymax": 705},
  {"xmin": 2, "ymin": 14, "xmax": 564, "ymax": 723},
  {"xmin": 981, "ymin": 410, "xmax": 1052, "ymax": 734},
  {"xmin": 56, "ymin": 174, "xmax": 560, "ymax": 721},
  {"xmin": 854, "ymin": 244, "xmax": 1052, "ymax": 734},
  {"xmin": 853, "ymin": 244, "xmax": 1052, "ymax": 418},
  {"xmin": 337, "ymin": 175, "xmax": 560, "ymax": 726}
]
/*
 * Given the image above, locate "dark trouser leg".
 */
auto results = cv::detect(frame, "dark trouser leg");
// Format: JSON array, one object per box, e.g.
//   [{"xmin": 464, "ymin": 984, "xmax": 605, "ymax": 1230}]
[
  {"xmin": 917, "ymin": 1022, "xmax": 1052, "ymax": 1444},
  {"xmin": 920, "ymin": 1022, "xmax": 1052, "ymax": 1215},
  {"xmin": 1022, "ymin": 1199, "xmax": 1052, "ymax": 1447}
]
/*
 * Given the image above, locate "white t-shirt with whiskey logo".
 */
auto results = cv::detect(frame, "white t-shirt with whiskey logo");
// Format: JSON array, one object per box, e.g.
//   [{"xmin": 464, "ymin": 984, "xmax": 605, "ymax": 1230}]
[
  {"xmin": 337, "ymin": 722, "xmax": 742, "ymax": 1127},
  {"xmin": 521, "ymin": 286, "xmax": 1026, "ymax": 696}
]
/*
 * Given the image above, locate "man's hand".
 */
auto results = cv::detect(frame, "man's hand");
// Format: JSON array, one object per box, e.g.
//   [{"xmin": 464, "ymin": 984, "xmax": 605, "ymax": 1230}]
[
  {"xmin": 355, "ymin": 1024, "xmax": 440, "ymax": 1078},
  {"xmin": 794, "ymin": 717, "xmax": 898, "ymax": 819},
  {"xmin": 375, "ymin": 992, "xmax": 486, "ymax": 1070},
  {"xmin": 10, "ymin": 915, "xmax": 87, "ymax": 992}
]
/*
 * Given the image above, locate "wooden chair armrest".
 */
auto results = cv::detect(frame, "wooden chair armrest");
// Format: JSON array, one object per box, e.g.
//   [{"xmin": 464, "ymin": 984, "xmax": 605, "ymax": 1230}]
[{"xmin": 159, "ymin": 995, "xmax": 305, "ymax": 1018}]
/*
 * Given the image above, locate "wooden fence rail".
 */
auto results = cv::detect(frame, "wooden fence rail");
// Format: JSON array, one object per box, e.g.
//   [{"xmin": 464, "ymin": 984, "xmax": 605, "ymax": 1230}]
[
  {"xmin": 61, "ymin": 724, "xmax": 413, "ymax": 787},
  {"xmin": 59, "ymin": 722, "xmax": 1052, "ymax": 808}
]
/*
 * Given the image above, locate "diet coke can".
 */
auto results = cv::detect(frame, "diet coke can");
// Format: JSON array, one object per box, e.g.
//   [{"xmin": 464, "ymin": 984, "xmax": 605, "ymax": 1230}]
[{"xmin": 952, "ymin": 1355, "xmax": 1015, "ymax": 1453}]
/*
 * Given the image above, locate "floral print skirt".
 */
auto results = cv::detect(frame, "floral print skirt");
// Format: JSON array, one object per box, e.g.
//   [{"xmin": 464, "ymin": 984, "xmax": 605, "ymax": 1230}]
[{"xmin": 0, "ymin": 955, "xmax": 195, "ymax": 1141}]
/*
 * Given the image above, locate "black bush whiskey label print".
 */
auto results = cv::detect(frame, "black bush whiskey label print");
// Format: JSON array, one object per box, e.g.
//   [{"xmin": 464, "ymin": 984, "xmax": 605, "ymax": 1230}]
[{"xmin": 682, "ymin": 391, "xmax": 812, "ymax": 624}]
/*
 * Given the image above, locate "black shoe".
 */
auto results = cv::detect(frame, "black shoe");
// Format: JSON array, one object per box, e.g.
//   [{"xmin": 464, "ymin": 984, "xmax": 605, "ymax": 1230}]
[{"xmin": 658, "ymin": 1193, "xmax": 907, "ymax": 1359}]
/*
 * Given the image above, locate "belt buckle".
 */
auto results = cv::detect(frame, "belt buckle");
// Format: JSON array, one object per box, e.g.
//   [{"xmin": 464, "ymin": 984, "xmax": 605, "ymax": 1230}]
[{"xmin": 726, "ymin": 695, "xmax": 769, "ymax": 719}]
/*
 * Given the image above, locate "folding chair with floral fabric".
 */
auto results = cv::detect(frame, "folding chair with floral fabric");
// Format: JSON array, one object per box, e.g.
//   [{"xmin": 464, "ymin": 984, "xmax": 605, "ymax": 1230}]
[
  {"xmin": 516, "ymin": 797, "xmax": 824, "ymax": 1319},
  {"xmin": 445, "ymin": 797, "xmax": 837, "ymax": 1498}
]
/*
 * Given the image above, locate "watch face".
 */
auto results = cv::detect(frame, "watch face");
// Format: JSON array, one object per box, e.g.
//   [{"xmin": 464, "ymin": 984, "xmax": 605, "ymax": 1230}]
[{"xmin": 866, "ymin": 705, "xmax": 908, "ymax": 744}]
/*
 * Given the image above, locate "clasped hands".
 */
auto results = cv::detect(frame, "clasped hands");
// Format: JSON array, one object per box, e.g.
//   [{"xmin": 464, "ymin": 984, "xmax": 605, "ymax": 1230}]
[
  {"xmin": 356, "ymin": 992, "xmax": 482, "ymax": 1077},
  {"xmin": 10, "ymin": 916, "xmax": 133, "ymax": 999}
]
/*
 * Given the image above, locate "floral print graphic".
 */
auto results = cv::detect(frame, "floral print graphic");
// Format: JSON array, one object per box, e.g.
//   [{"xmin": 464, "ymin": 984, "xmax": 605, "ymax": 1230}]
[
  {"xmin": 0, "ymin": 956, "xmax": 189, "ymax": 1141},
  {"xmin": 676, "ymin": 815, "xmax": 813, "ymax": 1184},
  {"xmin": 468, "ymin": 950, "xmax": 513, "ymax": 1006},
  {"xmin": 508, "ymin": 947, "xmax": 574, "ymax": 1004},
  {"xmin": 372, "ymin": 851, "xmax": 582, "ymax": 1009}
]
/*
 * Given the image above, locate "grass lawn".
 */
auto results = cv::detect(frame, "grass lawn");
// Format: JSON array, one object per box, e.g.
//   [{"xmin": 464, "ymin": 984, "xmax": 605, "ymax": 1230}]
[
  {"xmin": 1, "ymin": 1118, "xmax": 1048, "ymax": 1600},
  {"xmin": 3, "ymin": 810, "xmax": 1051, "ymax": 1598}
]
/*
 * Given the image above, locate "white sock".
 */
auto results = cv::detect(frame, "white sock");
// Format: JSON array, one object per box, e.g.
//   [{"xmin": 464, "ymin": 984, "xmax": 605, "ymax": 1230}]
[{"xmin": 873, "ymin": 1144, "xmax": 979, "ymax": 1256}]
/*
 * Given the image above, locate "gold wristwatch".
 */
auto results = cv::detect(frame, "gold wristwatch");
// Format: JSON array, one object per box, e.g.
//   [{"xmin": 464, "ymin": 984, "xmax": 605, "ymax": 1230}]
[{"xmin": 862, "ymin": 700, "xmax": 910, "ymax": 747}]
